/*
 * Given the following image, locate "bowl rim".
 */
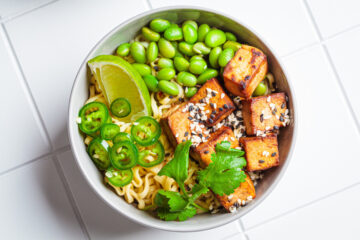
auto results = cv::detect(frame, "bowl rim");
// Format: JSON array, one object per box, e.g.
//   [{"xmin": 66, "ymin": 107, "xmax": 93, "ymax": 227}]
[{"xmin": 68, "ymin": 5, "xmax": 298, "ymax": 232}]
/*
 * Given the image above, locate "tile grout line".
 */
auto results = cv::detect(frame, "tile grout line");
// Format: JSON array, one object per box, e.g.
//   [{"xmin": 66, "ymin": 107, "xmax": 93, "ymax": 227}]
[
  {"xmin": 51, "ymin": 155, "xmax": 91, "ymax": 240},
  {"xmin": 0, "ymin": 0, "xmax": 60, "ymax": 23},
  {"xmin": 145, "ymin": 0, "xmax": 153, "ymax": 9},
  {"xmin": 245, "ymin": 181, "xmax": 360, "ymax": 232},
  {"xmin": 302, "ymin": 0, "xmax": 360, "ymax": 135}
]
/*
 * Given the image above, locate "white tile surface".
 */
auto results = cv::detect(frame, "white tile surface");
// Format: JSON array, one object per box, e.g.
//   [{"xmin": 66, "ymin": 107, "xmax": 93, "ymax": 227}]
[
  {"xmin": 4, "ymin": 0, "xmax": 149, "ymax": 148},
  {"xmin": 0, "ymin": 0, "xmax": 51, "ymax": 18},
  {"xmin": 0, "ymin": 28, "xmax": 50, "ymax": 172},
  {"xmin": 0, "ymin": 157, "xmax": 85, "ymax": 239},
  {"xmin": 149, "ymin": 0, "xmax": 318, "ymax": 56},
  {"xmin": 246, "ymin": 184, "xmax": 360, "ymax": 239},
  {"xmin": 307, "ymin": 0, "xmax": 360, "ymax": 38},
  {"xmin": 241, "ymin": 45, "xmax": 360, "ymax": 229},
  {"xmin": 326, "ymin": 28, "xmax": 360, "ymax": 121},
  {"xmin": 57, "ymin": 150, "xmax": 241, "ymax": 240}
]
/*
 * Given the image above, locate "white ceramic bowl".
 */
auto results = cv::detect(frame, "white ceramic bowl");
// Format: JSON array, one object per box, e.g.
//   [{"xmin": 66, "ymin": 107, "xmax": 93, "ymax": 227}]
[{"xmin": 68, "ymin": 6, "xmax": 297, "ymax": 232}]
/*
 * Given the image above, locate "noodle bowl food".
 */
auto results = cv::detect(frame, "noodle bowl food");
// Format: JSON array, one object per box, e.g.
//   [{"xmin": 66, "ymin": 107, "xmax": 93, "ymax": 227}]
[{"xmin": 75, "ymin": 16, "xmax": 292, "ymax": 222}]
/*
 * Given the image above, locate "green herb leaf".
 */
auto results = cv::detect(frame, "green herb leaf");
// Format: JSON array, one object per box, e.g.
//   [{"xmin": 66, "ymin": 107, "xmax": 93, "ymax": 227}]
[
  {"xmin": 189, "ymin": 184, "xmax": 209, "ymax": 203},
  {"xmin": 197, "ymin": 141, "xmax": 247, "ymax": 196},
  {"xmin": 157, "ymin": 205, "xmax": 197, "ymax": 221},
  {"xmin": 154, "ymin": 189, "xmax": 188, "ymax": 212},
  {"xmin": 158, "ymin": 140, "xmax": 192, "ymax": 195}
]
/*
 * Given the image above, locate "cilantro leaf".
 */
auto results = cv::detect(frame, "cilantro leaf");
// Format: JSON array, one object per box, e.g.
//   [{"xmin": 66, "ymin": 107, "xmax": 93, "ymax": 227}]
[
  {"xmin": 157, "ymin": 205, "xmax": 197, "ymax": 221},
  {"xmin": 154, "ymin": 190, "xmax": 188, "ymax": 212},
  {"xmin": 158, "ymin": 140, "xmax": 192, "ymax": 195},
  {"xmin": 197, "ymin": 141, "xmax": 247, "ymax": 196},
  {"xmin": 189, "ymin": 184, "xmax": 209, "ymax": 203}
]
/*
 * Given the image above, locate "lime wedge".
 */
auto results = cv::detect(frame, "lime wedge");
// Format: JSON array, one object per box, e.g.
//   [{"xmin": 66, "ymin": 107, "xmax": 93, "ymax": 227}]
[{"xmin": 88, "ymin": 55, "xmax": 152, "ymax": 122}]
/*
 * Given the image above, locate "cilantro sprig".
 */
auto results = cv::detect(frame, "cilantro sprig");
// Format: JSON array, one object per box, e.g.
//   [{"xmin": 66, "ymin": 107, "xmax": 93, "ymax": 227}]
[{"xmin": 155, "ymin": 141, "xmax": 247, "ymax": 221}]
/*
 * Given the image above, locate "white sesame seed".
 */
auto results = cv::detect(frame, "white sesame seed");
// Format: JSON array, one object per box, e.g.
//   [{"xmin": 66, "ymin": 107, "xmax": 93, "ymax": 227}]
[
  {"xmin": 247, "ymin": 196, "xmax": 253, "ymax": 201},
  {"xmin": 265, "ymin": 126, "xmax": 271, "ymax": 131},
  {"xmin": 231, "ymin": 137, "xmax": 235, "ymax": 141},
  {"xmin": 105, "ymin": 171, "xmax": 113, "ymax": 178},
  {"xmin": 221, "ymin": 93, "xmax": 225, "ymax": 99},
  {"xmin": 267, "ymin": 96, "xmax": 271, "ymax": 102},
  {"xmin": 228, "ymin": 194, "xmax": 233, "ymax": 200},
  {"xmin": 175, "ymin": 133, "xmax": 179, "ymax": 138},
  {"xmin": 242, "ymin": 200, "xmax": 246, "ymax": 205},
  {"xmin": 229, "ymin": 206, "xmax": 236, "ymax": 213}
]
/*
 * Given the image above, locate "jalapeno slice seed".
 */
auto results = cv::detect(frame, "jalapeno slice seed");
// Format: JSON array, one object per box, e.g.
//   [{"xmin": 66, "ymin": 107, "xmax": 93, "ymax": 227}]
[
  {"xmin": 78, "ymin": 102, "xmax": 109, "ymax": 134},
  {"xmin": 113, "ymin": 132, "xmax": 133, "ymax": 143},
  {"xmin": 110, "ymin": 141, "xmax": 138, "ymax": 169},
  {"xmin": 110, "ymin": 97, "xmax": 131, "ymax": 118},
  {"xmin": 87, "ymin": 138, "xmax": 110, "ymax": 170},
  {"xmin": 138, "ymin": 141, "xmax": 165, "ymax": 167},
  {"xmin": 131, "ymin": 116, "xmax": 161, "ymax": 146},
  {"xmin": 100, "ymin": 123, "xmax": 120, "ymax": 140},
  {"xmin": 105, "ymin": 167, "xmax": 133, "ymax": 187}
]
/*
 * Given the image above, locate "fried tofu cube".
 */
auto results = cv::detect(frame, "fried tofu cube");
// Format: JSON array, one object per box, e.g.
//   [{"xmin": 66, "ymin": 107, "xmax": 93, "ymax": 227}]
[
  {"xmin": 240, "ymin": 134, "xmax": 279, "ymax": 171},
  {"xmin": 217, "ymin": 173, "xmax": 256, "ymax": 212},
  {"xmin": 223, "ymin": 45, "xmax": 268, "ymax": 99},
  {"xmin": 191, "ymin": 126, "xmax": 239, "ymax": 167},
  {"xmin": 190, "ymin": 78, "xmax": 235, "ymax": 127},
  {"xmin": 242, "ymin": 92, "xmax": 288, "ymax": 135}
]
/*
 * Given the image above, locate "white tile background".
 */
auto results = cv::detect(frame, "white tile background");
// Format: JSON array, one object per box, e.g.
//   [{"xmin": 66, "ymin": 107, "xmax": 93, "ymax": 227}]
[{"xmin": 0, "ymin": 0, "xmax": 359, "ymax": 239}]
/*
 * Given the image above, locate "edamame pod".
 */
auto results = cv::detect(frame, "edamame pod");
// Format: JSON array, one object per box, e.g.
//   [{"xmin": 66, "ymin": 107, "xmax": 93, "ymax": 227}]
[
  {"xmin": 190, "ymin": 55, "xmax": 204, "ymax": 62},
  {"xmin": 142, "ymin": 27, "xmax": 160, "ymax": 42},
  {"xmin": 183, "ymin": 24, "xmax": 198, "ymax": 44},
  {"xmin": 178, "ymin": 42, "xmax": 195, "ymax": 56},
  {"xmin": 205, "ymin": 29, "xmax": 226, "ymax": 48},
  {"xmin": 177, "ymin": 72, "xmax": 197, "ymax": 87},
  {"xmin": 164, "ymin": 27, "xmax": 183, "ymax": 41},
  {"xmin": 147, "ymin": 42, "xmax": 158, "ymax": 63},
  {"xmin": 116, "ymin": 43, "xmax": 130, "ymax": 57},
  {"xmin": 225, "ymin": 32, "xmax": 237, "ymax": 41},
  {"xmin": 130, "ymin": 42, "xmax": 146, "ymax": 64},
  {"xmin": 193, "ymin": 42, "xmax": 211, "ymax": 55},
  {"xmin": 174, "ymin": 57, "xmax": 190, "ymax": 72},
  {"xmin": 157, "ymin": 68, "xmax": 176, "ymax": 80},
  {"xmin": 150, "ymin": 19, "xmax": 170, "ymax": 32},
  {"xmin": 182, "ymin": 20, "xmax": 198, "ymax": 30},
  {"xmin": 185, "ymin": 87, "xmax": 198, "ymax": 98},
  {"xmin": 209, "ymin": 47, "xmax": 222, "ymax": 68},
  {"xmin": 158, "ymin": 38, "xmax": 176, "ymax": 58},
  {"xmin": 218, "ymin": 48, "xmax": 234, "ymax": 67},
  {"xmin": 198, "ymin": 24, "xmax": 210, "ymax": 42},
  {"xmin": 223, "ymin": 41, "xmax": 242, "ymax": 52},
  {"xmin": 158, "ymin": 80, "xmax": 179, "ymax": 95},
  {"xmin": 189, "ymin": 59, "xmax": 207, "ymax": 75},
  {"xmin": 158, "ymin": 58, "xmax": 174, "ymax": 69},
  {"xmin": 143, "ymin": 75, "xmax": 159, "ymax": 92},
  {"xmin": 132, "ymin": 63, "xmax": 151, "ymax": 76},
  {"xmin": 253, "ymin": 82, "xmax": 267, "ymax": 96},
  {"xmin": 197, "ymin": 69, "xmax": 218, "ymax": 84}
]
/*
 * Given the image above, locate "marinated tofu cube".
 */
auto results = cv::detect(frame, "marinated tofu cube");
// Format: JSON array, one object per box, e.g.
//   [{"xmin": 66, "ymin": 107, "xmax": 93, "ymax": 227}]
[
  {"xmin": 242, "ymin": 92, "xmax": 289, "ymax": 135},
  {"xmin": 223, "ymin": 45, "xmax": 268, "ymax": 99},
  {"xmin": 240, "ymin": 134, "xmax": 279, "ymax": 171},
  {"xmin": 192, "ymin": 126, "xmax": 239, "ymax": 167},
  {"xmin": 190, "ymin": 78, "xmax": 235, "ymax": 127},
  {"xmin": 217, "ymin": 173, "xmax": 256, "ymax": 212}
]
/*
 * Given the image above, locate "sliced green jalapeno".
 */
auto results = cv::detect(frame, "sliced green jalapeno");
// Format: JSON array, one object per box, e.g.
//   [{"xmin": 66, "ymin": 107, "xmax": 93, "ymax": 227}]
[
  {"xmin": 78, "ymin": 102, "xmax": 109, "ymax": 135},
  {"xmin": 100, "ymin": 123, "xmax": 120, "ymax": 140},
  {"xmin": 105, "ymin": 167, "xmax": 133, "ymax": 187},
  {"xmin": 110, "ymin": 141, "xmax": 138, "ymax": 170},
  {"xmin": 87, "ymin": 138, "xmax": 110, "ymax": 170},
  {"xmin": 110, "ymin": 97, "xmax": 131, "ymax": 118},
  {"xmin": 138, "ymin": 141, "xmax": 165, "ymax": 167},
  {"xmin": 113, "ymin": 132, "xmax": 133, "ymax": 143},
  {"xmin": 131, "ymin": 116, "xmax": 161, "ymax": 146}
]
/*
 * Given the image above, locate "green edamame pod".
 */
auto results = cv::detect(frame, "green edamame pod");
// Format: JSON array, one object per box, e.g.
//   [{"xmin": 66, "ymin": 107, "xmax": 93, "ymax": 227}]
[
  {"xmin": 218, "ymin": 48, "xmax": 234, "ymax": 67},
  {"xmin": 183, "ymin": 24, "xmax": 198, "ymax": 44},
  {"xmin": 157, "ymin": 68, "xmax": 176, "ymax": 80},
  {"xmin": 142, "ymin": 27, "xmax": 160, "ymax": 42},
  {"xmin": 197, "ymin": 68, "xmax": 218, "ymax": 84},
  {"xmin": 223, "ymin": 41, "xmax": 242, "ymax": 52},
  {"xmin": 132, "ymin": 63, "xmax": 151, "ymax": 76},
  {"xmin": 185, "ymin": 87, "xmax": 198, "ymax": 98},
  {"xmin": 147, "ymin": 42, "xmax": 158, "ymax": 63},
  {"xmin": 158, "ymin": 80, "xmax": 179, "ymax": 96},
  {"xmin": 193, "ymin": 42, "xmax": 211, "ymax": 55},
  {"xmin": 190, "ymin": 55, "xmax": 204, "ymax": 62},
  {"xmin": 178, "ymin": 42, "xmax": 195, "ymax": 56},
  {"xmin": 225, "ymin": 32, "xmax": 237, "ymax": 41},
  {"xmin": 116, "ymin": 43, "xmax": 130, "ymax": 57},
  {"xmin": 143, "ymin": 75, "xmax": 159, "ymax": 92},
  {"xmin": 253, "ymin": 82, "xmax": 267, "ymax": 96},
  {"xmin": 158, "ymin": 58, "xmax": 174, "ymax": 69},
  {"xmin": 182, "ymin": 20, "xmax": 198, "ymax": 30},
  {"xmin": 177, "ymin": 72, "xmax": 197, "ymax": 87},
  {"xmin": 158, "ymin": 38, "xmax": 176, "ymax": 58},
  {"xmin": 209, "ymin": 47, "xmax": 222, "ymax": 68},
  {"xmin": 164, "ymin": 27, "xmax": 183, "ymax": 41},
  {"xmin": 205, "ymin": 29, "xmax": 226, "ymax": 48},
  {"xmin": 174, "ymin": 57, "xmax": 190, "ymax": 72},
  {"xmin": 130, "ymin": 42, "xmax": 146, "ymax": 63},
  {"xmin": 189, "ymin": 59, "xmax": 207, "ymax": 75},
  {"xmin": 150, "ymin": 19, "xmax": 170, "ymax": 32},
  {"xmin": 198, "ymin": 24, "xmax": 210, "ymax": 42}
]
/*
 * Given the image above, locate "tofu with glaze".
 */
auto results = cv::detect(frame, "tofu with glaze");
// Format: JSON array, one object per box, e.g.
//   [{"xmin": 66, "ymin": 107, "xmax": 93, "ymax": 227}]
[
  {"xmin": 242, "ymin": 92, "xmax": 289, "ymax": 135},
  {"xmin": 223, "ymin": 45, "xmax": 268, "ymax": 99},
  {"xmin": 240, "ymin": 134, "xmax": 279, "ymax": 171}
]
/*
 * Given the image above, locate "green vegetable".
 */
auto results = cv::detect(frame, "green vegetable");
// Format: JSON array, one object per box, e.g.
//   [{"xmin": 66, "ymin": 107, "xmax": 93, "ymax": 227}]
[
  {"xmin": 132, "ymin": 63, "xmax": 151, "ymax": 76},
  {"xmin": 218, "ymin": 48, "xmax": 234, "ymax": 67},
  {"xmin": 157, "ymin": 68, "xmax": 176, "ymax": 80},
  {"xmin": 253, "ymin": 81, "xmax": 267, "ymax": 96},
  {"xmin": 110, "ymin": 97, "xmax": 131, "ymax": 118},
  {"xmin": 100, "ymin": 123, "xmax": 120, "ymax": 140},
  {"xmin": 205, "ymin": 29, "xmax": 226, "ymax": 48},
  {"xmin": 158, "ymin": 80, "xmax": 179, "ymax": 96},
  {"xmin": 138, "ymin": 141, "xmax": 165, "ymax": 167},
  {"xmin": 113, "ymin": 132, "xmax": 133, "ymax": 143},
  {"xmin": 87, "ymin": 138, "xmax": 110, "ymax": 170},
  {"xmin": 198, "ymin": 24, "xmax": 210, "ymax": 42},
  {"xmin": 110, "ymin": 141, "xmax": 138, "ymax": 170},
  {"xmin": 150, "ymin": 19, "xmax": 170, "ymax": 32},
  {"xmin": 189, "ymin": 59, "xmax": 207, "ymax": 75},
  {"xmin": 183, "ymin": 24, "xmax": 198, "ymax": 44},
  {"xmin": 142, "ymin": 27, "xmax": 160, "ymax": 42},
  {"xmin": 164, "ymin": 27, "xmax": 183, "ymax": 41},
  {"xmin": 178, "ymin": 42, "xmax": 195, "ymax": 56},
  {"xmin": 106, "ymin": 167, "xmax": 133, "ymax": 187},
  {"xmin": 223, "ymin": 41, "xmax": 242, "ymax": 52},
  {"xmin": 177, "ymin": 72, "xmax": 197, "ymax": 87},
  {"xmin": 78, "ymin": 101, "xmax": 109, "ymax": 135},
  {"xmin": 130, "ymin": 42, "xmax": 146, "ymax": 64},
  {"xmin": 182, "ymin": 20, "xmax": 198, "ymax": 30},
  {"xmin": 189, "ymin": 55, "xmax": 204, "ymax": 62},
  {"xmin": 225, "ymin": 32, "xmax": 237, "ymax": 41},
  {"xmin": 131, "ymin": 116, "xmax": 161, "ymax": 146},
  {"xmin": 143, "ymin": 74, "xmax": 159, "ymax": 92},
  {"xmin": 192, "ymin": 42, "xmax": 211, "ymax": 55},
  {"xmin": 174, "ymin": 57, "xmax": 190, "ymax": 72},
  {"xmin": 209, "ymin": 47, "xmax": 222, "ymax": 68},
  {"xmin": 197, "ymin": 68, "xmax": 218, "ymax": 84},
  {"xmin": 158, "ymin": 38, "xmax": 176, "ymax": 58},
  {"xmin": 147, "ymin": 42, "xmax": 158, "ymax": 63},
  {"xmin": 158, "ymin": 58, "xmax": 174, "ymax": 69},
  {"xmin": 116, "ymin": 43, "xmax": 130, "ymax": 57},
  {"xmin": 185, "ymin": 87, "xmax": 197, "ymax": 98}
]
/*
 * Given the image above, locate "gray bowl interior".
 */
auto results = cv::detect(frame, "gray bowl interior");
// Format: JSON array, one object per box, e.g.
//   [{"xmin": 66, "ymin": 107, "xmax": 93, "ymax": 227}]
[{"xmin": 68, "ymin": 7, "xmax": 296, "ymax": 232}]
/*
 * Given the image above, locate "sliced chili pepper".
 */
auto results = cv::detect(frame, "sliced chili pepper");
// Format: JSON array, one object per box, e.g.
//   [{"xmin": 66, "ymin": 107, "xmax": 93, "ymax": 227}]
[
  {"xmin": 78, "ymin": 101, "xmax": 109, "ymax": 134},
  {"xmin": 105, "ymin": 167, "xmax": 133, "ymax": 187},
  {"xmin": 110, "ymin": 141, "xmax": 138, "ymax": 169},
  {"xmin": 100, "ymin": 123, "xmax": 120, "ymax": 140},
  {"xmin": 131, "ymin": 116, "xmax": 161, "ymax": 146},
  {"xmin": 138, "ymin": 141, "xmax": 165, "ymax": 167},
  {"xmin": 110, "ymin": 98, "xmax": 131, "ymax": 118},
  {"xmin": 113, "ymin": 132, "xmax": 133, "ymax": 143},
  {"xmin": 87, "ymin": 138, "xmax": 110, "ymax": 170}
]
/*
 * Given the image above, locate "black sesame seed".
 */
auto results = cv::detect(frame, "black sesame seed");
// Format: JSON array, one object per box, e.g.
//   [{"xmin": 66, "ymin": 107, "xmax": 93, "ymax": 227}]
[
  {"xmin": 212, "ymin": 110, "xmax": 217, "ymax": 114},
  {"xmin": 179, "ymin": 97, "xmax": 184, "ymax": 102},
  {"xmin": 210, "ymin": 103, "xmax": 215, "ymax": 108},
  {"xmin": 165, "ymin": 153, "xmax": 171, "ymax": 157},
  {"xmin": 182, "ymin": 139, "xmax": 185, "ymax": 142},
  {"xmin": 200, "ymin": 99, "xmax": 204, "ymax": 103},
  {"xmin": 210, "ymin": 114, "xmax": 215, "ymax": 119},
  {"xmin": 154, "ymin": 66, "xmax": 159, "ymax": 71},
  {"xmin": 211, "ymin": 92, "xmax": 216, "ymax": 97},
  {"xmin": 189, "ymin": 105, "xmax": 194, "ymax": 111},
  {"xmin": 259, "ymin": 160, "xmax": 265, "ymax": 163},
  {"xmin": 191, "ymin": 132, "xmax": 196, "ymax": 135},
  {"xmin": 209, "ymin": 119, "xmax": 214, "ymax": 124},
  {"xmin": 169, "ymin": 95, "xmax": 173, "ymax": 99},
  {"xmin": 188, "ymin": 116, "xmax": 193, "ymax": 120},
  {"xmin": 234, "ymin": 202, "xmax": 240, "ymax": 208},
  {"xmin": 285, "ymin": 96, "xmax": 289, "ymax": 102},
  {"xmin": 199, "ymin": 113, "xmax": 203, "ymax": 117},
  {"xmin": 184, "ymin": 132, "xmax": 189, "ymax": 137},
  {"xmin": 199, "ymin": 133, "xmax": 203, "ymax": 138},
  {"xmin": 223, "ymin": 104, "xmax": 229, "ymax": 109},
  {"xmin": 280, "ymin": 116, "xmax": 284, "ymax": 122},
  {"xmin": 231, "ymin": 121, "xmax": 236, "ymax": 125},
  {"xmin": 241, "ymin": 81, "xmax": 246, "ymax": 89},
  {"xmin": 185, "ymin": 185, "xmax": 191, "ymax": 191},
  {"xmin": 204, "ymin": 150, "xmax": 209, "ymax": 154},
  {"xmin": 260, "ymin": 114, "xmax": 264, "ymax": 122},
  {"xmin": 245, "ymin": 75, "xmax": 250, "ymax": 80},
  {"xmin": 219, "ymin": 107, "xmax": 223, "ymax": 111},
  {"xmin": 272, "ymin": 110, "xmax": 276, "ymax": 115},
  {"xmin": 205, "ymin": 136, "xmax": 210, "ymax": 140},
  {"xmin": 271, "ymin": 152, "xmax": 277, "ymax": 157},
  {"xmin": 281, "ymin": 102, "xmax": 286, "ymax": 109}
]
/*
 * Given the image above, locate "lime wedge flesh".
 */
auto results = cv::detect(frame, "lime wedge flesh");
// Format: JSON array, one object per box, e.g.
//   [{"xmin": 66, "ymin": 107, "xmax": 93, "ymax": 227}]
[{"xmin": 88, "ymin": 55, "xmax": 152, "ymax": 122}]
